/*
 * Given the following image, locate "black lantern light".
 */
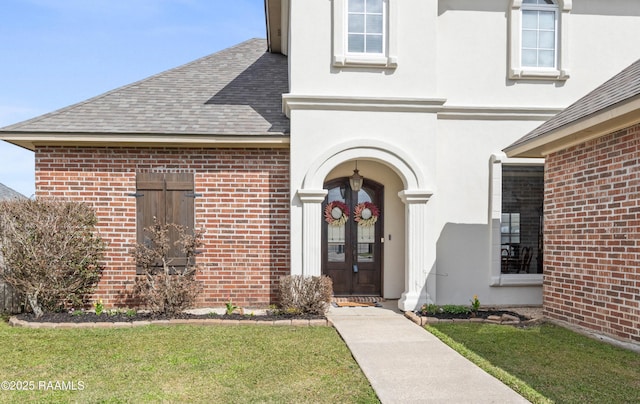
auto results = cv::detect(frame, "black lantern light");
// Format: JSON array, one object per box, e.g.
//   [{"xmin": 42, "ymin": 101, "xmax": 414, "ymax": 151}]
[{"xmin": 349, "ymin": 161, "xmax": 364, "ymax": 192}]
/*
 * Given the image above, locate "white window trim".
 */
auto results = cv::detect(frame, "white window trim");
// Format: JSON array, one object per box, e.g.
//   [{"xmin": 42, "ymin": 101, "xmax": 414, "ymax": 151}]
[
  {"xmin": 509, "ymin": 0, "xmax": 572, "ymax": 80},
  {"xmin": 489, "ymin": 153, "xmax": 544, "ymax": 287},
  {"xmin": 332, "ymin": 0, "xmax": 398, "ymax": 68}
]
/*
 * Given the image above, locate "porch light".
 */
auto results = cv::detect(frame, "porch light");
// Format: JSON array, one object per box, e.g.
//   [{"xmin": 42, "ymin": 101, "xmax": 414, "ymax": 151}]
[{"xmin": 349, "ymin": 161, "xmax": 364, "ymax": 192}]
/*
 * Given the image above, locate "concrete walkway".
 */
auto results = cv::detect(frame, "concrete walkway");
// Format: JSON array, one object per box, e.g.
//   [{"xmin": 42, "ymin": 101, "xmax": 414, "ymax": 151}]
[{"xmin": 327, "ymin": 303, "xmax": 529, "ymax": 404}]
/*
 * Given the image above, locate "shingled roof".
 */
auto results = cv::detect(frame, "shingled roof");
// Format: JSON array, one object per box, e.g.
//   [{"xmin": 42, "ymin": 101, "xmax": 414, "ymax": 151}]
[
  {"xmin": 0, "ymin": 38, "xmax": 289, "ymax": 149},
  {"xmin": 505, "ymin": 58, "xmax": 640, "ymax": 157},
  {"xmin": 0, "ymin": 183, "xmax": 27, "ymax": 201}
]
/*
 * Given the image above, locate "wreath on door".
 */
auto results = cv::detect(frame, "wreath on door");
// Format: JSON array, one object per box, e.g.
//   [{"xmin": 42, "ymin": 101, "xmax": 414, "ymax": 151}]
[
  {"xmin": 324, "ymin": 201, "xmax": 349, "ymax": 226},
  {"xmin": 354, "ymin": 202, "xmax": 379, "ymax": 226}
]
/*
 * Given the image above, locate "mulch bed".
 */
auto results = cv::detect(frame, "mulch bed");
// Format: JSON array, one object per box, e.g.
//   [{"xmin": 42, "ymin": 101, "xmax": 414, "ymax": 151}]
[
  {"xmin": 415, "ymin": 310, "xmax": 528, "ymax": 321},
  {"xmin": 17, "ymin": 311, "xmax": 325, "ymax": 324}
]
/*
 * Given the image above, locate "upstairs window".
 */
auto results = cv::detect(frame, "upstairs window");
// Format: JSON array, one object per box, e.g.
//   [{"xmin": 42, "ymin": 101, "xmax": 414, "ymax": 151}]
[
  {"xmin": 509, "ymin": 0, "xmax": 571, "ymax": 80},
  {"xmin": 332, "ymin": 0, "xmax": 397, "ymax": 68},
  {"xmin": 521, "ymin": 0, "xmax": 557, "ymax": 68},
  {"xmin": 348, "ymin": 0, "xmax": 384, "ymax": 54}
]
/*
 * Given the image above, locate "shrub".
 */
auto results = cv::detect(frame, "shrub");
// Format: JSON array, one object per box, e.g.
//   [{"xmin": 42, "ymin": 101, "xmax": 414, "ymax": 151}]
[
  {"xmin": 131, "ymin": 220, "xmax": 203, "ymax": 316},
  {"xmin": 441, "ymin": 304, "xmax": 471, "ymax": 315},
  {"xmin": 418, "ymin": 303, "xmax": 441, "ymax": 316},
  {"xmin": 418, "ymin": 304, "xmax": 472, "ymax": 316},
  {"xmin": 0, "ymin": 199, "xmax": 105, "ymax": 317},
  {"xmin": 278, "ymin": 275, "xmax": 333, "ymax": 315}
]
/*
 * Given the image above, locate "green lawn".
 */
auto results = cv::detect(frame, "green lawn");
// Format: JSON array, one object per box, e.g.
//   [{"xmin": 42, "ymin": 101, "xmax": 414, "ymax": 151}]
[
  {"xmin": 428, "ymin": 322, "xmax": 640, "ymax": 404},
  {"xmin": 0, "ymin": 321, "xmax": 378, "ymax": 403}
]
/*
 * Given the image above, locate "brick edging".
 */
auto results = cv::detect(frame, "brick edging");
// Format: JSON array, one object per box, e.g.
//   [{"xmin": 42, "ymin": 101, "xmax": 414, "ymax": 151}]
[
  {"xmin": 8, "ymin": 316, "xmax": 331, "ymax": 329},
  {"xmin": 404, "ymin": 311, "xmax": 526, "ymax": 326}
]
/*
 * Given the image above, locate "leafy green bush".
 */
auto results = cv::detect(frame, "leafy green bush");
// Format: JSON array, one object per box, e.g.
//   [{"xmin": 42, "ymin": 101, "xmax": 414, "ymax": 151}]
[
  {"xmin": 278, "ymin": 275, "xmax": 333, "ymax": 315},
  {"xmin": 441, "ymin": 305, "xmax": 471, "ymax": 315},
  {"xmin": 0, "ymin": 199, "xmax": 105, "ymax": 317}
]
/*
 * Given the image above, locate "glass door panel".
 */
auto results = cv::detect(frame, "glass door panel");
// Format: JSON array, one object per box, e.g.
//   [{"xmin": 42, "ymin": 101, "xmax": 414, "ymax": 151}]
[{"xmin": 322, "ymin": 177, "xmax": 383, "ymax": 296}]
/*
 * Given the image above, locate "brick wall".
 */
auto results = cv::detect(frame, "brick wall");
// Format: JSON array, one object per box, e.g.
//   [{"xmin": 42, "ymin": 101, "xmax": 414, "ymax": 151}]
[
  {"xmin": 544, "ymin": 123, "xmax": 640, "ymax": 344},
  {"xmin": 35, "ymin": 146, "xmax": 290, "ymax": 308}
]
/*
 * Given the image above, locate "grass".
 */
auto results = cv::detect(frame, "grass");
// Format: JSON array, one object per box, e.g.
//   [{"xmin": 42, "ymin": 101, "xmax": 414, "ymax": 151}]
[
  {"xmin": 428, "ymin": 322, "xmax": 640, "ymax": 404},
  {"xmin": 0, "ymin": 321, "xmax": 379, "ymax": 403}
]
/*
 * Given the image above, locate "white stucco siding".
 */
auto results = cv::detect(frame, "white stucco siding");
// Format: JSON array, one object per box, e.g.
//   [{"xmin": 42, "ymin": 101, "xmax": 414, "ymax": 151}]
[
  {"xmin": 436, "ymin": 1, "xmax": 509, "ymax": 106},
  {"xmin": 290, "ymin": 109, "xmax": 437, "ymax": 191},
  {"xmin": 284, "ymin": 0, "xmax": 640, "ymax": 309},
  {"xmin": 437, "ymin": 0, "xmax": 640, "ymax": 108},
  {"xmin": 289, "ymin": 0, "xmax": 438, "ymax": 97},
  {"xmin": 433, "ymin": 118, "xmax": 546, "ymax": 306},
  {"xmin": 289, "ymin": 107, "xmax": 437, "ymax": 303},
  {"xmin": 435, "ymin": 119, "xmax": 542, "ymax": 225}
]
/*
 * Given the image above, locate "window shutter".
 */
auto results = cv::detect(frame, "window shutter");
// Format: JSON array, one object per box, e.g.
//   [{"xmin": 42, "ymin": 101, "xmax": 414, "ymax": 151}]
[
  {"xmin": 136, "ymin": 172, "xmax": 165, "ymax": 245},
  {"xmin": 165, "ymin": 173, "xmax": 195, "ymax": 269},
  {"xmin": 135, "ymin": 172, "xmax": 195, "ymax": 274}
]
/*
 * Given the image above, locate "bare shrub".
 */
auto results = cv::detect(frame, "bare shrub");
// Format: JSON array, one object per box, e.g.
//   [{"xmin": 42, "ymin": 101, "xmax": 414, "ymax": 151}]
[
  {"xmin": 132, "ymin": 220, "xmax": 203, "ymax": 316},
  {"xmin": 278, "ymin": 275, "xmax": 333, "ymax": 315},
  {"xmin": 0, "ymin": 199, "xmax": 105, "ymax": 317}
]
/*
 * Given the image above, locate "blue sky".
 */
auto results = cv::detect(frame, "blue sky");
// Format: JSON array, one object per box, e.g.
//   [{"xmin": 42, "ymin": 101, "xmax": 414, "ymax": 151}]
[{"xmin": 0, "ymin": 0, "xmax": 266, "ymax": 197}]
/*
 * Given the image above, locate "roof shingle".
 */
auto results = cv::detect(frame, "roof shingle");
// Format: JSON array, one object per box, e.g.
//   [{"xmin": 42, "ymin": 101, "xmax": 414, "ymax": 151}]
[
  {"xmin": 0, "ymin": 183, "xmax": 27, "ymax": 201},
  {"xmin": 506, "ymin": 58, "xmax": 640, "ymax": 152},
  {"xmin": 0, "ymin": 39, "xmax": 289, "ymax": 138}
]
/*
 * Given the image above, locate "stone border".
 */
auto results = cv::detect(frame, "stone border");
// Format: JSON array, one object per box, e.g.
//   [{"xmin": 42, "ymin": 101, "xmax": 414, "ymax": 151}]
[
  {"xmin": 8, "ymin": 316, "xmax": 331, "ymax": 329},
  {"xmin": 404, "ymin": 311, "xmax": 527, "ymax": 327}
]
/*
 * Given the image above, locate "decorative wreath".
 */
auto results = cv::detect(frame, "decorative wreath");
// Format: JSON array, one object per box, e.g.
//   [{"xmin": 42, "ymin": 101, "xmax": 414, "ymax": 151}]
[
  {"xmin": 354, "ymin": 202, "xmax": 379, "ymax": 227},
  {"xmin": 325, "ymin": 201, "xmax": 349, "ymax": 226}
]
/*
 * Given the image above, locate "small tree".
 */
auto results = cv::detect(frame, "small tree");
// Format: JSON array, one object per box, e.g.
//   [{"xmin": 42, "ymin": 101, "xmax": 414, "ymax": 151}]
[
  {"xmin": 132, "ymin": 219, "xmax": 203, "ymax": 316},
  {"xmin": 0, "ymin": 199, "xmax": 105, "ymax": 317}
]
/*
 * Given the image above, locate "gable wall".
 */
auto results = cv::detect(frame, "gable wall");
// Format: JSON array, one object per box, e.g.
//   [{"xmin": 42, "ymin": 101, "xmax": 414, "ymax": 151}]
[
  {"xmin": 35, "ymin": 146, "xmax": 290, "ymax": 308},
  {"xmin": 544, "ymin": 123, "xmax": 640, "ymax": 344}
]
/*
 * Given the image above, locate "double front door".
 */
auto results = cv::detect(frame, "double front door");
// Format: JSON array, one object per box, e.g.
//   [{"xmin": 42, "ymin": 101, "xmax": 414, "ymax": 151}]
[{"xmin": 322, "ymin": 178, "xmax": 383, "ymax": 296}]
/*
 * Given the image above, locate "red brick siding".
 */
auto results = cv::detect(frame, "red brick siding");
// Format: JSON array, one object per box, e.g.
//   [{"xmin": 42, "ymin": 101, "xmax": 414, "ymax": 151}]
[
  {"xmin": 35, "ymin": 146, "xmax": 290, "ymax": 308},
  {"xmin": 544, "ymin": 123, "xmax": 640, "ymax": 343}
]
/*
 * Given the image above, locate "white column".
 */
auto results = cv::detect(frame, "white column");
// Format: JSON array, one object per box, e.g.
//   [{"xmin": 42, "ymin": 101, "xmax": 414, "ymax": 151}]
[
  {"xmin": 398, "ymin": 190, "xmax": 433, "ymax": 311},
  {"xmin": 297, "ymin": 189, "xmax": 328, "ymax": 277}
]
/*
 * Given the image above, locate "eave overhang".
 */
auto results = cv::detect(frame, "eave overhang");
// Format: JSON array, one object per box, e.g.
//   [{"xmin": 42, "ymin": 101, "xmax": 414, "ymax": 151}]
[
  {"xmin": 504, "ymin": 95, "xmax": 640, "ymax": 158},
  {"xmin": 266, "ymin": 0, "xmax": 288, "ymax": 55},
  {"xmin": 1, "ymin": 132, "xmax": 290, "ymax": 151}
]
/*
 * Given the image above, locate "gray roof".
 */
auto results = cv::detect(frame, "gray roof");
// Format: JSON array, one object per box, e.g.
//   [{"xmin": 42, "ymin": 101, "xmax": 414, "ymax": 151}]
[
  {"xmin": 506, "ymin": 58, "xmax": 640, "ymax": 152},
  {"xmin": 0, "ymin": 38, "xmax": 289, "ymax": 137},
  {"xmin": 0, "ymin": 183, "xmax": 27, "ymax": 201}
]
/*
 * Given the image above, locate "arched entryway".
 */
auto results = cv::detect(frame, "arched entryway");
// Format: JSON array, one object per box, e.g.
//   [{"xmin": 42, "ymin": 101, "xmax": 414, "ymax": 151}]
[
  {"xmin": 322, "ymin": 177, "xmax": 384, "ymax": 296},
  {"xmin": 296, "ymin": 140, "xmax": 434, "ymax": 311}
]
